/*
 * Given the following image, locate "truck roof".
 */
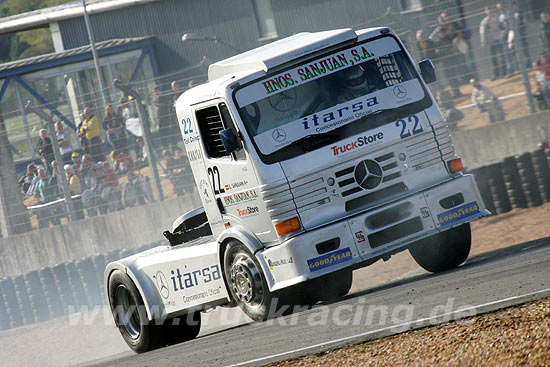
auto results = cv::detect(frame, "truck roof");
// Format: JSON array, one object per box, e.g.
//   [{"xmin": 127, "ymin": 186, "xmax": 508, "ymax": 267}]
[{"xmin": 208, "ymin": 28, "xmax": 367, "ymax": 81}]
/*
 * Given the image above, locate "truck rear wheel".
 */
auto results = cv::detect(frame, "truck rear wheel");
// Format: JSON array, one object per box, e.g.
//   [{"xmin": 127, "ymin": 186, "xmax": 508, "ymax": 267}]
[
  {"xmin": 108, "ymin": 270, "xmax": 200, "ymax": 353},
  {"xmin": 224, "ymin": 241, "xmax": 275, "ymax": 321},
  {"xmin": 408, "ymin": 223, "xmax": 471, "ymax": 273}
]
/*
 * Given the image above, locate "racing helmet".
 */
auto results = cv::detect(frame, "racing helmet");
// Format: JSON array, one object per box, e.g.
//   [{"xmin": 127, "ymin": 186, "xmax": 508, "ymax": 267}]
[{"xmin": 342, "ymin": 66, "xmax": 367, "ymax": 93}]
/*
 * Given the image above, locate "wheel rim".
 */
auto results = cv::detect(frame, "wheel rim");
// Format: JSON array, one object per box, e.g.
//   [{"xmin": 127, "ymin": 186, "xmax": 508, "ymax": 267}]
[
  {"xmin": 230, "ymin": 254, "xmax": 264, "ymax": 307},
  {"xmin": 114, "ymin": 284, "xmax": 141, "ymax": 340}
]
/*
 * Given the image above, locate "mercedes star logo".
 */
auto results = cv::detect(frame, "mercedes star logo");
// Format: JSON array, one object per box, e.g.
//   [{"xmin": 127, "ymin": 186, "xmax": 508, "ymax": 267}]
[
  {"xmin": 268, "ymin": 89, "xmax": 297, "ymax": 112},
  {"xmin": 354, "ymin": 159, "xmax": 383, "ymax": 190},
  {"xmin": 272, "ymin": 128, "xmax": 287, "ymax": 142},
  {"xmin": 154, "ymin": 270, "xmax": 170, "ymax": 299},
  {"xmin": 393, "ymin": 85, "xmax": 407, "ymax": 99}
]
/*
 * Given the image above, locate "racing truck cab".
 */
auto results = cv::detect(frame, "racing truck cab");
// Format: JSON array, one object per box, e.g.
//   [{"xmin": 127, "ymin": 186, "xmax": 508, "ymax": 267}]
[{"xmin": 105, "ymin": 27, "xmax": 489, "ymax": 353}]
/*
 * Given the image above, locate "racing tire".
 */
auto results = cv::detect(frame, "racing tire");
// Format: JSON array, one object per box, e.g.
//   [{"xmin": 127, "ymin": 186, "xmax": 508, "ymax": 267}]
[
  {"xmin": 408, "ymin": 223, "xmax": 471, "ymax": 273},
  {"xmin": 108, "ymin": 270, "xmax": 201, "ymax": 353},
  {"xmin": 304, "ymin": 268, "xmax": 353, "ymax": 303},
  {"xmin": 223, "ymin": 241, "xmax": 274, "ymax": 321}
]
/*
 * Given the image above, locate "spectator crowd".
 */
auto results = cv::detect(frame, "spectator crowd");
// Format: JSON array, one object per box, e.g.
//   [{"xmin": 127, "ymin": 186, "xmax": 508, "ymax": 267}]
[
  {"xmin": 19, "ymin": 79, "xmax": 196, "ymax": 229},
  {"xmin": 416, "ymin": 3, "xmax": 550, "ymax": 124}
]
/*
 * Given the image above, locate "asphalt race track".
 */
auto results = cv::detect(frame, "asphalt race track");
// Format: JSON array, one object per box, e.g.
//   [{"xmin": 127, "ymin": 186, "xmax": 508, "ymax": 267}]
[{"xmin": 83, "ymin": 238, "xmax": 550, "ymax": 367}]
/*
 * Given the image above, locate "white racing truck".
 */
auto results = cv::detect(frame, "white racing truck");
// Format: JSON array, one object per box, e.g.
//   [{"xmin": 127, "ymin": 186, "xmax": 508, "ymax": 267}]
[{"xmin": 105, "ymin": 27, "xmax": 489, "ymax": 353}]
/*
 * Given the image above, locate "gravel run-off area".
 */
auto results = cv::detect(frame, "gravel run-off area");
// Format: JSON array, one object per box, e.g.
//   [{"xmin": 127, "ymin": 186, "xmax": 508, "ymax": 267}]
[
  {"xmin": 271, "ymin": 298, "xmax": 550, "ymax": 367},
  {"xmin": 270, "ymin": 203, "xmax": 550, "ymax": 367}
]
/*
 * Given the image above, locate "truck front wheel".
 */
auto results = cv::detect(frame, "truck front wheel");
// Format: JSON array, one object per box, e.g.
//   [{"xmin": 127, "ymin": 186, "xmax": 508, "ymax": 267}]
[
  {"xmin": 408, "ymin": 223, "xmax": 471, "ymax": 273},
  {"xmin": 224, "ymin": 241, "xmax": 275, "ymax": 321}
]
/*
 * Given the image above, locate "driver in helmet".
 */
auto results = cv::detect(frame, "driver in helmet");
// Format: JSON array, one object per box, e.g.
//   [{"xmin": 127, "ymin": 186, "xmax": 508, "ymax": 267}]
[{"xmin": 337, "ymin": 66, "xmax": 370, "ymax": 102}]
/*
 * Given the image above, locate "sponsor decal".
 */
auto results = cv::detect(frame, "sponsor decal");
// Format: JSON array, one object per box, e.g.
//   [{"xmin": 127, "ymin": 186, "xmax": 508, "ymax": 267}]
[
  {"xmin": 223, "ymin": 189, "xmax": 259, "ymax": 206},
  {"xmin": 268, "ymin": 257, "xmax": 294, "ymax": 270},
  {"xmin": 225, "ymin": 180, "xmax": 249, "ymax": 192},
  {"xmin": 260, "ymin": 47, "xmax": 376, "ymax": 96},
  {"xmin": 182, "ymin": 285, "xmax": 223, "ymax": 303},
  {"xmin": 170, "ymin": 265, "xmax": 221, "ymax": 292},
  {"xmin": 187, "ymin": 148, "xmax": 202, "ymax": 162},
  {"xmin": 307, "ymin": 248, "xmax": 352, "ymax": 272},
  {"xmin": 199, "ymin": 179, "xmax": 212, "ymax": 203},
  {"xmin": 272, "ymin": 128, "xmax": 287, "ymax": 142},
  {"xmin": 301, "ymin": 97, "xmax": 379, "ymax": 131},
  {"xmin": 330, "ymin": 131, "xmax": 384, "ymax": 156},
  {"xmin": 420, "ymin": 207, "xmax": 430, "ymax": 218},
  {"xmin": 153, "ymin": 270, "xmax": 170, "ymax": 299},
  {"xmin": 393, "ymin": 85, "xmax": 407, "ymax": 99},
  {"xmin": 182, "ymin": 134, "xmax": 200, "ymax": 145},
  {"xmin": 355, "ymin": 231, "xmax": 366, "ymax": 243},
  {"xmin": 250, "ymin": 79, "xmax": 424, "ymax": 156},
  {"xmin": 437, "ymin": 201, "xmax": 480, "ymax": 226},
  {"xmin": 236, "ymin": 206, "xmax": 260, "ymax": 217}
]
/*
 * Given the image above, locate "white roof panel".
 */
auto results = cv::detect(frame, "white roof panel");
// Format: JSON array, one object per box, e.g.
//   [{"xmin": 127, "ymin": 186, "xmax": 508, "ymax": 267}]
[{"xmin": 208, "ymin": 28, "xmax": 358, "ymax": 81}]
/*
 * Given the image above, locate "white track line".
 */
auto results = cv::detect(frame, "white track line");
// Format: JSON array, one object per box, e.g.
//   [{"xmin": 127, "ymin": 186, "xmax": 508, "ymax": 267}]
[{"xmin": 225, "ymin": 287, "xmax": 550, "ymax": 367}]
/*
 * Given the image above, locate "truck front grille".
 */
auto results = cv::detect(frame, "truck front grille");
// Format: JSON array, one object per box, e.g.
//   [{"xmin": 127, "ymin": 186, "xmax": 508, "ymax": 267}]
[{"xmin": 336, "ymin": 152, "xmax": 402, "ymax": 198}]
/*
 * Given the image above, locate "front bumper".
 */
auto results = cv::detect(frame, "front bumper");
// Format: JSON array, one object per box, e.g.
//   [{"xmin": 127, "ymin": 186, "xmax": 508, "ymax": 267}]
[{"xmin": 257, "ymin": 174, "xmax": 489, "ymax": 292}]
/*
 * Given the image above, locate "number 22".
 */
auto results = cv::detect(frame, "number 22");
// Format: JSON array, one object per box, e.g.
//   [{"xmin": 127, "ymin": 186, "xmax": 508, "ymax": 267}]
[
  {"xmin": 181, "ymin": 117, "xmax": 193, "ymax": 135},
  {"xmin": 207, "ymin": 166, "xmax": 225, "ymax": 195},
  {"xmin": 396, "ymin": 114, "xmax": 423, "ymax": 139}
]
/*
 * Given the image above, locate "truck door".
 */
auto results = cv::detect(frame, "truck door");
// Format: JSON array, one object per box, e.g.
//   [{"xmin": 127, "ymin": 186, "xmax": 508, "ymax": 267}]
[{"xmin": 193, "ymin": 101, "xmax": 273, "ymax": 242}]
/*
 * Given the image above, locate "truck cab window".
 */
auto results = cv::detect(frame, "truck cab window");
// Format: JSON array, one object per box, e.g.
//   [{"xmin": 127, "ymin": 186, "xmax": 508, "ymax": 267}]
[{"xmin": 195, "ymin": 105, "xmax": 230, "ymax": 159}]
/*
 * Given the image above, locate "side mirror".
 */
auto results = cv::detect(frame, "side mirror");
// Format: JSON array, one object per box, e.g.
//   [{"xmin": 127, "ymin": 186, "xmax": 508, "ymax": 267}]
[
  {"xmin": 219, "ymin": 127, "xmax": 242, "ymax": 154},
  {"xmin": 419, "ymin": 59, "xmax": 436, "ymax": 84}
]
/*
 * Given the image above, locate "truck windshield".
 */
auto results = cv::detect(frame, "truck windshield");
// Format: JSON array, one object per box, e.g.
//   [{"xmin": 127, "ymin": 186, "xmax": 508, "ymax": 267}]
[{"xmin": 234, "ymin": 35, "xmax": 432, "ymax": 163}]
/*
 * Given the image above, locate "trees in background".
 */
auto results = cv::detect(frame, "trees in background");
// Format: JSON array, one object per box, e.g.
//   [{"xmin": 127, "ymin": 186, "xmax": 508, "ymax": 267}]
[{"xmin": 0, "ymin": 0, "xmax": 70, "ymax": 62}]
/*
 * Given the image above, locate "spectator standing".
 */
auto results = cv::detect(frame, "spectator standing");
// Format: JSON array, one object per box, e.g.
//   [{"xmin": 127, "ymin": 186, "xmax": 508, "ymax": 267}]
[
  {"xmin": 163, "ymin": 148, "xmax": 191, "ymax": 197},
  {"xmin": 511, "ymin": 1, "xmax": 531, "ymax": 69},
  {"xmin": 76, "ymin": 112, "xmax": 89, "ymax": 154},
  {"xmin": 99, "ymin": 161, "xmax": 123, "ymax": 212},
  {"xmin": 64, "ymin": 164, "xmax": 85, "ymax": 220},
  {"xmin": 79, "ymin": 107, "xmax": 105, "ymax": 162},
  {"xmin": 416, "ymin": 30, "xmax": 438, "ymax": 60},
  {"xmin": 103, "ymin": 104, "xmax": 127, "ymax": 153},
  {"xmin": 480, "ymin": 6, "xmax": 507, "ymax": 79},
  {"xmin": 168, "ymin": 81, "xmax": 183, "ymax": 148},
  {"xmin": 79, "ymin": 154, "xmax": 102, "ymax": 191},
  {"xmin": 78, "ymin": 154, "xmax": 104, "ymax": 216},
  {"xmin": 433, "ymin": 11, "xmax": 474, "ymax": 83},
  {"xmin": 71, "ymin": 151, "xmax": 81, "ymax": 176},
  {"xmin": 134, "ymin": 137, "xmax": 159, "ymax": 169},
  {"xmin": 33, "ymin": 167, "xmax": 60, "ymax": 228},
  {"xmin": 123, "ymin": 170, "xmax": 154, "ymax": 207},
  {"xmin": 55, "ymin": 121, "xmax": 74, "ymax": 164},
  {"xmin": 430, "ymin": 26, "xmax": 463, "ymax": 97},
  {"xmin": 470, "ymin": 78, "xmax": 505, "ymax": 123},
  {"xmin": 496, "ymin": 3, "xmax": 517, "ymax": 75},
  {"xmin": 49, "ymin": 160, "xmax": 60, "ymax": 194},
  {"xmin": 532, "ymin": 60, "xmax": 550, "ymax": 110},
  {"xmin": 540, "ymin": 10, "xmax": 550, "ymax": 54},
  {"xmin": 153, "ymin": 85, "xmax": 173, "ymax": 150},
  {"xmin": 37, "ymin": 129, "xmax": 54, "ymax": 174},
  {"xmin": 111, "ymin": 150, "xmax": 134, "ymax": 174},
  {"xmin": 20, "ymin": 162, "xmax": 38, "ymax": 195}
]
